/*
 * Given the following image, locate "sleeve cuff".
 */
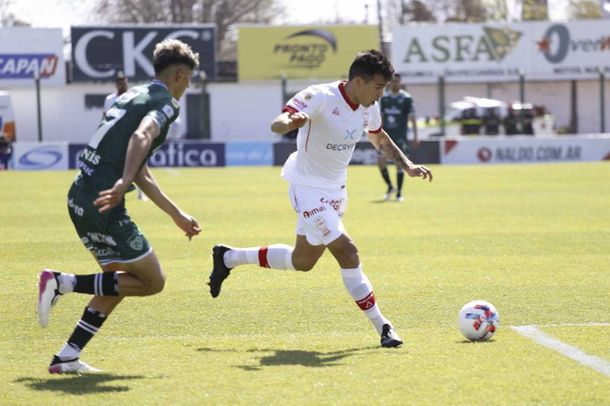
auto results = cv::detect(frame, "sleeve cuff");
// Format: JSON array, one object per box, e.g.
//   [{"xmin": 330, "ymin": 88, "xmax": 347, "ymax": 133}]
[
  {"xmin": 368, "ymin": 126, "xmax": 382, "ymax": 134},
  {"xmin": 282, "ymin": 106, "xmax": 299, "ymax": 114}
]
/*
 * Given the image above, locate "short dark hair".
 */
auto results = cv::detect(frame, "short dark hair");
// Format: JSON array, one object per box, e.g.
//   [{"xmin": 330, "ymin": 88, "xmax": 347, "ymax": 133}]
[
  {"xmin": 348, "ymin": 49, "xmax": 394, "ymax": 82},
  {"xmin": 153, "ymin": 39, "xmax": 200, "ymax": 75}
]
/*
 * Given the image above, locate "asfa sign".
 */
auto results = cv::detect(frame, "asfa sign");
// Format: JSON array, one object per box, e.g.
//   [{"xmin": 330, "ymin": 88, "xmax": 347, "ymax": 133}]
[{"xmin": 71, "ymin": 25, "xmax": 215, "ymax": 82}]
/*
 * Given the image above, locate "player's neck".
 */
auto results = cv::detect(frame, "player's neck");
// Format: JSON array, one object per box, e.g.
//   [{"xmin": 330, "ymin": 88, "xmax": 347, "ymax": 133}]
[{"xmin": 343, "ymin": 81, "xmax": 360, "ymax": 106}]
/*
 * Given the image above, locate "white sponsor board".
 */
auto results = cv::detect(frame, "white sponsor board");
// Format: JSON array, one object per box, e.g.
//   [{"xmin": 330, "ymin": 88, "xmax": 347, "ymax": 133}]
[
  {"xmin": 441, "ymin": 135, "xmax": 610, "ymax": 164},
  {"xmin": 13, "ymin": 142, "xmax": 69, "ymax": 170},
  {"xmin": 391, "ymin": 20, "xmax": 610, "ymax": 83},
  {"xmin": 0, "ymin": 28, "xmax": 66, "ymax": 86}
]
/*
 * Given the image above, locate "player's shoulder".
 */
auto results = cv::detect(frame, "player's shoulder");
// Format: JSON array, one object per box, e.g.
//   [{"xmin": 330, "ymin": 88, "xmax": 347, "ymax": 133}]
[
  {"xmin": 399, "ymin": 89, "xmax": 413, "ymax": 99},
  {"xmin": 302, "ymin": 81, "xmax": 337, "ymax": 97}
]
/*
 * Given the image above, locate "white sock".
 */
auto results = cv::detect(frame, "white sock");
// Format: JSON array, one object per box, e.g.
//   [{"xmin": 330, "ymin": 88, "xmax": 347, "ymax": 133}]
[
  {"xmin": 341, "ymin": 265, "xmax": 390, "ymax": 334},
  {"xmin": 224, "ymin": 244, "xmax": 295, "ymax": 270},
  {"xmin": 57, "ymin": 343, "xmax": 80, "ymax": 360},
  {"xmin": 57, "ymin": 273, "xmax": 76, "ymax": 294}
]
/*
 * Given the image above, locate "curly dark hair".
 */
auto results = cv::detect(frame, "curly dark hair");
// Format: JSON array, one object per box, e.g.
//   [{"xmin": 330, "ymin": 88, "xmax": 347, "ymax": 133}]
[
  {"xmin": 153, "ymin": 39, "xmax": 200, "ymax": 75},
  {"xmin": 348, "ymin": 49, "xmax": 394, "ymax": 82}
]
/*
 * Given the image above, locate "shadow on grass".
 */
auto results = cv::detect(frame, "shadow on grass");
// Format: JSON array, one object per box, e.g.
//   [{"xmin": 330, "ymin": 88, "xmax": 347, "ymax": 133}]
[
  {"xmin": 197, "ymin": 346, "xmax": 379, "ymax": 371},
  {"xmin": 14, "ymin": 373, "xmax": 146, "ymax": 394},
  {"xmin": 455, "ymin": 339, "xmax": 496, "ymax": 344}
]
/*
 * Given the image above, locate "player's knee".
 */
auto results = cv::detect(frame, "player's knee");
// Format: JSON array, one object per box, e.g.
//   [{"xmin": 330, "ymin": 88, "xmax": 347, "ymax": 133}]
[
  {"xmin": 146, "ymin": 273, "xmax": 166, "ymax": 295},
  {"xmin": 293, "ymin": 258, "xmax": 316, "ymax": 272},
  {"xmin": 335, "ymin": 245, "xmax": 360, "ymax": 268}
]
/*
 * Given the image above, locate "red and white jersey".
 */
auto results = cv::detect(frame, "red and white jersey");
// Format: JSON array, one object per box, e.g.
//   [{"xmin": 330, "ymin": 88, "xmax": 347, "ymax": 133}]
[{"xmin": 281, "ymin": 80, "xmax": 382, "ymax": 189}]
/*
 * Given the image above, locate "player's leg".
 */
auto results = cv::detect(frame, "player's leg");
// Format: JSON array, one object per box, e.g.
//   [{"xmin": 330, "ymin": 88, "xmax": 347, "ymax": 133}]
[
  {"xmin": 396, "ymin": 166, "xmax": 405, "ymax": 202},
  {"xmin": 48, "ymin": 251, "xmax": 164, "ymax": 370},
  {"xmin": 208, "ymin": 184, "xmax": 329, "ymax": 297},
  {"xmin": 396, "ymin": 141, "xmax": 408, "ymax": 202},
  {"xmin": 48, "ymin": 250, "xmax": 165, "ymax": 373},
  {"xmin": 326, "ymin": 234, "xmax": 402, "ymax": 347},
  {"xmin": 377, "ymin": 153, "xmax": 394, "ymax": 200}
]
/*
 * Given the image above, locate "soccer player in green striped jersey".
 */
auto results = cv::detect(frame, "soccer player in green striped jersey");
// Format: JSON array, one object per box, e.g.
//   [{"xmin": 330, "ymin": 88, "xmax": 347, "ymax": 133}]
[
  {"xmin": 378, "ymin": 74, "xmax": 419, "ymax": 202},
  {"xmin": 37, "ymin": 39, "xmax": 202, "ymax": 374}
]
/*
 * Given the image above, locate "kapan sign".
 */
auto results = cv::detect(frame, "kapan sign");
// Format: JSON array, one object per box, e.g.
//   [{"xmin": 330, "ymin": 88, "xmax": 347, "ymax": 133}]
[
  {"xmin": 0, "ymin": 28, "xmax": 65, "ymax": 85},
  {"xmin": 391, "ymin": 19, "xmax": 610, "ymax": 83},
  {"xmin": 71, "ymin": 25, "xmax": 216, "ymax": 82}
]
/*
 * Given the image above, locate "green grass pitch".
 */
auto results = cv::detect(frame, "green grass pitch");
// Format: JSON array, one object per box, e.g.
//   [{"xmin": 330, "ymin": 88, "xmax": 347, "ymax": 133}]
[{"xmin": 1, "ymin": 163, "xmax": 609, "ymax": 405}]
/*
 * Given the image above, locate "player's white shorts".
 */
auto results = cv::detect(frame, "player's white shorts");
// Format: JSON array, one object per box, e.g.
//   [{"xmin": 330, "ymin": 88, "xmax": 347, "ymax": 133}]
[{"xmin": 288, "ymin": 183, "xmax": 348, "ymax": 246}]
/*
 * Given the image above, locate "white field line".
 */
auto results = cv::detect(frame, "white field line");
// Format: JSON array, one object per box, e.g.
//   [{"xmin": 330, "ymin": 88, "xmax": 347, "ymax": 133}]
[
  {"xmin": 163, "ymin": 167, "xmax": 180, "ymax": 176},
  {"xmin": 511, "ymin": 325, "xmax": 610, "ymax": 377}
]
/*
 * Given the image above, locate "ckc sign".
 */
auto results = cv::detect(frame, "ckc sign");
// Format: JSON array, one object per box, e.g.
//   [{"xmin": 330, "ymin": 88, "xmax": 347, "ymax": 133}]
[{"xmin": 71, "ymin": 25, "xmax": 215, "ymax": 82}]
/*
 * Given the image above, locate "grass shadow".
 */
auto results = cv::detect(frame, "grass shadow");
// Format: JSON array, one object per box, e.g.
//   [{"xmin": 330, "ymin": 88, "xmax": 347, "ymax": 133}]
[
  {"xmin": 455, "ymin": 339, "xmax": 496, "ymax": 344},
  {"xmin": 198, "ymin": 345, "xmax": 379, "ymax": 371},
  {"xmin": 14, "ymin": 373, "xmax": 146, "ymax": 394}
]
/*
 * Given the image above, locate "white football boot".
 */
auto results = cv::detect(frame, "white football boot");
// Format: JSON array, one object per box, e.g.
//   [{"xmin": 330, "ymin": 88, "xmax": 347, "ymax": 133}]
[{"xmin": 37, "ymin": 269, "xmax": 62, "ymax": 328}]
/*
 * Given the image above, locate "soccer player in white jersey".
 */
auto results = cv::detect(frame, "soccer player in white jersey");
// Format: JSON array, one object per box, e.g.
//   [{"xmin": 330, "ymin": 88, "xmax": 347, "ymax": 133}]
[{"xmin": 208, "ymin": 50, "xmax": 432, "ymax": 347}]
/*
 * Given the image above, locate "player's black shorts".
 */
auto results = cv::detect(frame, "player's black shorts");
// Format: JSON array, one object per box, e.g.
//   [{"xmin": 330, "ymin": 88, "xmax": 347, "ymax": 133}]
[{"xmin": 67, "ymin": 175, "xmax": 151, "ymax": 265}]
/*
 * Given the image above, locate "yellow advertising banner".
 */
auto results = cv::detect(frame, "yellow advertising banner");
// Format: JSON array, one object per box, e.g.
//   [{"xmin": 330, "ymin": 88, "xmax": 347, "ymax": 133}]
[{"xmin": 238, "ymin": 25, "xmax": 379, "ymax": 80}]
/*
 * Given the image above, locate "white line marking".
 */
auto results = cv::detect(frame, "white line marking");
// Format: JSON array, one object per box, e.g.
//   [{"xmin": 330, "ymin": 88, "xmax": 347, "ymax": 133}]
[
  {"xmin": 511, "ymin": 325, "xmax": 610, "ymax": 377},
  {"xmin": 528, "ymin": 323, "xmax": 610, "ymax": 327},
  {"xmin": 163, "ymin": 168, "xmax": 180, "ymax": 176}
]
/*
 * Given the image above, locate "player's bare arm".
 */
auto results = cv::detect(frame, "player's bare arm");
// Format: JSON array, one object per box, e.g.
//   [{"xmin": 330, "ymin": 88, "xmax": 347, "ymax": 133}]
[
  {"xmin": 368, "ymin": 130, "xmax": 432, "ymax": 181},
  {"xmin": 94, "ymin": 116, "xmax": 160, "ymax": 213},
  {"xmin": 270, "ymin": 111, "xmax": 309, "ymax": 134},
  {"xmin": 134, "ymin": 164, "xmax": 201, "ymax": 240}
]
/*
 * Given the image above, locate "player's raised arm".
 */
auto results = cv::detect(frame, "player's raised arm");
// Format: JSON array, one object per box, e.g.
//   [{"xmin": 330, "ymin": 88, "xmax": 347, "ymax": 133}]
[
  {"xmin": 270, "ymin": 111, "xmax": 309, "ymax": 135},
  {"xmin": 368, "ymin": 129, "xmax": 432, "ymax": 181}
]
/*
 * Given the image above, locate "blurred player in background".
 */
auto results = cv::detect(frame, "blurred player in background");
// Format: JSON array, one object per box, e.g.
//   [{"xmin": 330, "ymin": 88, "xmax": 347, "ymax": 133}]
[
  {"xmin": 378, "ymin": 74, "xmax": 418, "ymax": 202},
  {"xmin": 209, "ymin": 50, "xmax": 432, "ymax": 348},
  {"xmin": 103, "ymin": 70, "xmax": 128, "ymax": 114},
  {"xmin": 37, "ymin": 39, "xmax": 201, "ymax": 374}
]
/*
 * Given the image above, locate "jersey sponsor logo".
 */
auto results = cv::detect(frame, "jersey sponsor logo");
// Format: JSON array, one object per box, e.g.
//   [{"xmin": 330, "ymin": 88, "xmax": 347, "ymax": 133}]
[
  {"xmin": 68, "ymin": 198, "xmax": 84, "ymax": 217},
  {"xmin": 86, "ymin": 232, "xmax": 117, "ymax": 246},
  {"xmin": 383, "ymin": 106, "xmax": 403, "ymax": 115},
  {"xmin": 326, "ymin": 143, "xmax": 355, "ymax": 152},
  {"xmin": 320, "ymin": 197, "xmax": 342, "ymax": 212},
  {"xmin": 95, "ymin": 247, "xmax": 119, "ymax": 259},
  {"xmin": 80, "ymin": 148, "xmax": 101, "ymax": 165},
  {"xmin": 292, "ymin": 98, "xmax": 307, "ymax": 110},
  {"xmin": 162, "ymin": 104, "xmax": 174, "ymax": 119},
  {"xmin": 344, "ymin": 129, "xmax": 359, "ymax": 140},
  {"xmin": 302, "ymin": 205, "xmax": 326, "ymax": 219},
  {"xmin": 0, "ymin": 54, "xmax": 58, "ymax": 79}
]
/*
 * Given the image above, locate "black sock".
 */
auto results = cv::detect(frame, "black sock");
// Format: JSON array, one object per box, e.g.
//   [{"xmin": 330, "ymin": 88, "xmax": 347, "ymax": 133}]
[
  {"xmin": 397, "ymin": 172, "xmax": 405, "ymax": 196},
  {"xmin": 380, "ymin": 168, "xmax": 392, "ymax": 188},
  {"xmin": 66, "ymin": 306, "xmax": 107, "ymax": 352},
  {"xmin": 74, "ymin": 273, "xmax": 119, "ymax": 296}
]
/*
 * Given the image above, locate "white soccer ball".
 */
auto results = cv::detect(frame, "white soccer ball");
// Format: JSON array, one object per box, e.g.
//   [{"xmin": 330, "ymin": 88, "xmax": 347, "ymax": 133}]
[{"xmin": 458, "ymin": 300, "xmax": 499, "ymax": 341}]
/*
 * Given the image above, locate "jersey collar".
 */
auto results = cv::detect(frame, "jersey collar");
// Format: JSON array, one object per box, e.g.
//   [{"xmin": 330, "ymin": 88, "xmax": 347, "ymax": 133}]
[
  {"xmin": 151, "ymin": 79, "xmax": 169, "ymax": 90},
  {"xmin": 338, "ymin": 81, "xmax": 359, "ymax": 111}
]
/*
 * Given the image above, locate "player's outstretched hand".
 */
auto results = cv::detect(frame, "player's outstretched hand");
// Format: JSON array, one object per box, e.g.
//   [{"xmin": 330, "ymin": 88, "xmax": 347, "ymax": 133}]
[
  {"xmin": 94, "ymin": 178, "xmax": 130, "ymax": 213},
  {"xmin": 407, "ymin": 164, "xmax": 433, "ymax": 182},
  {"xmin": 289, "ymin": 112, "xmax": 309, "ymax": 130},
  {"xmin": 173, "ymin": 211, "xmax": 201, "ymax": 241}
]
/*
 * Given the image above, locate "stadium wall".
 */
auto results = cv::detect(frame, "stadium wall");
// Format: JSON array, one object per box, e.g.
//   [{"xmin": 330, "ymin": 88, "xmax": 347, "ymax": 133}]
[
  {"xmin": 7, "ymin": 136, "xmax": 610, "ymax": 170},
  {"xmin": 5, "ymin": 79, "xmax": 610, "ymax": 143}
]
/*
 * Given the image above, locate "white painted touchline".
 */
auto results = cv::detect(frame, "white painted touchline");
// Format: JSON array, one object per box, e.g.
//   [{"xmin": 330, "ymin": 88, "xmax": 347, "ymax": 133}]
[{"xmin": 511, "ymin": 325, "xmax": 610, "ymax": 377}]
